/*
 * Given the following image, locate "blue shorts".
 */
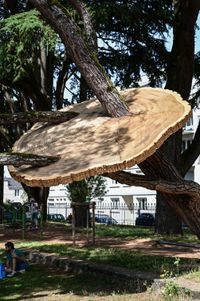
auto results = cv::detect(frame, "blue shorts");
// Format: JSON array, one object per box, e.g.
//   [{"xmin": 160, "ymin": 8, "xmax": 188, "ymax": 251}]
[{"xmin": 16, "ymin": 261, "xmax": 29, "ymax": 271}]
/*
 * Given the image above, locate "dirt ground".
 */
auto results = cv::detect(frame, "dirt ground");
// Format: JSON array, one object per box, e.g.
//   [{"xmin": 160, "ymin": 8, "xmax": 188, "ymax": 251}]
[{"xmin": 1, "ymin": 223, "xmax": 200, "ymax": 260}]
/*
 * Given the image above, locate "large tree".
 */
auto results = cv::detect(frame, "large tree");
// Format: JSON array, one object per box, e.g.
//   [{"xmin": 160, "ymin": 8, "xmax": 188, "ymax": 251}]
[
  {"xmin": 0, "ymin": 1, "xmax": 172, "ymax": 216},
  {"xmin": 25, "ymin": 0, "xmax": 200, "ymax": 237},
  {"xmin": 1, "ymin": 0, "xmax": 200, "ymax": 236}
]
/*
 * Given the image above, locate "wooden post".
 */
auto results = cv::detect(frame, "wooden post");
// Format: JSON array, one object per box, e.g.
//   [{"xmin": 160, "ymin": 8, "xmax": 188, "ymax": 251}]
[
  {"xmin": 72, "ymin": 205, "xmax": 76, "ymax": 246},
  {"xmin": 40, "ymin": 204, "xmax": 43, "ymax": 239},
  {"xmin": 22, "ymin": 205, "xmax": 25, "ymax": 240},
  {"xmin": 86, "ymin": 208, "xmax": 89, "ymax": 244},
  {"xmin": 92, "ymin": 202, "xmax": 96, "ymax": 245}
]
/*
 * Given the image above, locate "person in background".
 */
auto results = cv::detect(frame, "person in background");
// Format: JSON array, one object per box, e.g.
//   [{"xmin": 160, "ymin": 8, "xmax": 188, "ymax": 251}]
[
  {"xmin": 30, "ymin": 198, "xmax": 40, "ymax": 230},
  {"xmin": 66, "ymin": 213, "xmax": 72, "ymax": 224},
  {"xmin": 2, "ymin": 241, "xmax": 28, "ymax": 277}
]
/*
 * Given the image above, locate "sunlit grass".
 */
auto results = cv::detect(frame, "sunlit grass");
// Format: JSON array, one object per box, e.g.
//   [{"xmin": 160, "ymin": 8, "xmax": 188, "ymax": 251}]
[
  {"xmin": 7, "ymin": 242, "xmax": 199, "ymax": 275},
  {"xmin": 184, "ymin": 267, "xmax": 200, "ymax": 281},
  {"xmin": 95, "ymin": 225, "xmax": 199, "ymax": 243}
]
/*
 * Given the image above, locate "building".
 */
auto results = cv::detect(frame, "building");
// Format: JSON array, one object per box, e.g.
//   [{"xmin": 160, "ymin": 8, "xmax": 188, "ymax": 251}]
[{"xmin": 3, "ymin": 177, "xmax": 23, "ymax": 203}]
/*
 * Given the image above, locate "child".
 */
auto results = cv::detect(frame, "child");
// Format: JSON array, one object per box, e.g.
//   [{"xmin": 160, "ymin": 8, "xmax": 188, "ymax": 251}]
[{"xmin": 3, "ymin": 241, "xmax": 28, "ymax": 277}]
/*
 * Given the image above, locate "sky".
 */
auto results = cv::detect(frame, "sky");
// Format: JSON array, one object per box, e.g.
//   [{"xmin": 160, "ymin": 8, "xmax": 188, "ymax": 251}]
[{"xmin": 196, "ymin": 14, "xmax": 200, "ymax": 53}]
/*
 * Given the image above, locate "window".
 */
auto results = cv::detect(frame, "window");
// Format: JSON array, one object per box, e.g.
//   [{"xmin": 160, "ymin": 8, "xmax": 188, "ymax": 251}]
[
  {"xmin": 137, "ymin": 197, "xmax": 147, "ymax": 210},
  {"xmin": 182, "ymin": 139, "xmax": 192, "ymax": 152},
  {"xmin": 185, "ymin": 116, "xmax": 193, "ymax": 127},
  {"xmin": 111, "ymin": 180, "xmax": 118, "ymax": 185},
  {"xmin": 111, "ymin": 198, "xmax": 120, "ymax": 209},
  {"xmin": 14, "ymin": 189, "xmax": 19, "ymax": 196},
  {"xmin": 98, "ymin": 198, "xmax": 104, "ymax": 205}
]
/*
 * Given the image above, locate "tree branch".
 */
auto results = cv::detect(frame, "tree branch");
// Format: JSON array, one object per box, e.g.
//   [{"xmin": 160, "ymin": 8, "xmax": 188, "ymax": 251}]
[
  {"xmin": 68, "ymin": 0, "xmax": 97, "ymax": 51},
  {"xmin": 55, "ymin": 53, "xmax": 71, "ymax": 109},
  {"xmin": 30, "ymin": 0, "xmax": 130, "ymax": 117},
  {"xmin": 0, "ymin": 152, "xmax": 59, "ymax": 167},
  {"xmin": 106, "ymin": 171, "xmax": 200, "ymax": 197},
  {"xmin": 0, "ymin": 111, "xmax": 79, "ymax": 125}
]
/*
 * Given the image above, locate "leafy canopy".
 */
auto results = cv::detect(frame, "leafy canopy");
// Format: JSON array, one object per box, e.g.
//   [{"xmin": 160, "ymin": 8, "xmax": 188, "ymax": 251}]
[
  {"xmin": 66, "ymin": 176, "xmax": 107, "ymax": 203},
  {"xmin": 0, "ymin": 9, "xmax": 56, "ymax": 83}
]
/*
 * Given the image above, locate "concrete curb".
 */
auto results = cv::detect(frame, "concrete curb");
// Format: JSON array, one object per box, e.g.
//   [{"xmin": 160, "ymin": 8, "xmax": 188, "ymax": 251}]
[
  {"xmin": 153, "ymin": 278, "xmax": 200, "ymax": 300},
  {"xmin": 24, "ymin": 249, "xmax": 158, "ymax": 281}
]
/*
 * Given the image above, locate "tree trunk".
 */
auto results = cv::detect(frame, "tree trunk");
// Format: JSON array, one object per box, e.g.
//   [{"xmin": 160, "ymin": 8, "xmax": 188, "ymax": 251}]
[
  {"xmin": 155, "ymin": 132, "xmax": 183, "ymax": 235},
  {"xmin": 155, "ymin": 0, "xmax": 199, "ymax": 235},
  {"xmin": 16, "ymin": 0, "xmax": 200, "ymax": 238},
  {"xmin": 155, "ymin": 192, "xmax": 183, "ymax": 235},
  {"xmin": 22, "ymin": 184, "xmax": 49, "ymax": 221},
  {"xmin": 108, "ymin": 151, "xmax": 200, "ymax": 238},
  {"xmin": 30, "ymin": 0, "xmax": 130, "ymax": 117},
  {"xmin": 72, "ymin": 203, "xmax": 90, "ymax": 228}
]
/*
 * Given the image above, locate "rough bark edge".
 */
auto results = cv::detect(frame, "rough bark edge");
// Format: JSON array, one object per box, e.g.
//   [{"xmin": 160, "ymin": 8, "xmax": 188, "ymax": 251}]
[{"xmin": 9, "ymin": 88, "xmax": 191, "ymax": 187}]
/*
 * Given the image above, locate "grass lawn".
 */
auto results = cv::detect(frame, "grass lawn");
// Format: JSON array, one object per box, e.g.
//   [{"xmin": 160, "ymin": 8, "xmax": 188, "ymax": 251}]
[
  {"xmin": 0, "ymin": 264, "xmax": 163, "ymax": 301},
  {"xmin": 11, "ymin": 241, "xmax": 199, "ymax": 276},
  {"xmin": 0, "ymin": 225, "xmax": 199, "ymax": 300},
  {"xmin": 95, "ymin": 225, "xmax": 199, "ymax": 244}
]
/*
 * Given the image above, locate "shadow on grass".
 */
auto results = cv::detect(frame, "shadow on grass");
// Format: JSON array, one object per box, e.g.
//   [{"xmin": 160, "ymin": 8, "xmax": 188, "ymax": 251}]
[{"xmin": 0, "ymin": 264, "xmax": 148, "ymax": 301}]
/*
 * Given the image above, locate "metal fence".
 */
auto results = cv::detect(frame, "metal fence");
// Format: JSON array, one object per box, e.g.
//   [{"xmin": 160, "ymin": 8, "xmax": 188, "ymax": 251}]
[{"xmin": 47, "ymin": 203, "xmax": 156, "ymax": 225}]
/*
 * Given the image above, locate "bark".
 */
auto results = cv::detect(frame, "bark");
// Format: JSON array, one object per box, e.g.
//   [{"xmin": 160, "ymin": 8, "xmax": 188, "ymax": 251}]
[
  {"xmin": 155, "ymin": 0, "xmax": 200, "ymax": 235},
  {"xmin": 155, "ymin": 194, "xmax": 183, "ymax": 236},
  {"xmin": 80, "ymin": 76, "xmax": 90, "ymax": 102},
  {"xmin": 30, "ymin": 0, "xmax": 130, "ymax": 117},
  {"xmin": 166, "ymin": 0, "xmax": 198, "ymax": 99},
  {"xmin": 0, "ymin": 111, "xmax": 78, "ymax": 125},
  {"xmin": 1, "ymin": 86, "xmax": 16, "ymax": 114},
  {"xmin": 55, "ymin": 54, "xmax": 70, "ymax": 109},
  {"xmin": 72, "ymin": 203, "xmax": 90, "ymax": 228},
  {"xmin": 108, "ymin": 150, "xmax": 200, "ymax": 237},
  {"xmin": 68, "ymin": 0, "xmax": 98, "ymax": 51},
  {"xmin": 0, "ymin": 153, "xmax": 59, "ymax": 167}
]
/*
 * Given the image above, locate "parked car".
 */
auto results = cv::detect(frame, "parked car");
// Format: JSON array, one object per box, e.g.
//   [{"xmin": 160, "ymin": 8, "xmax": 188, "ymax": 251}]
[
  {"xmin": 135, "ymin": 213, "xmax": 155, "ymax": 226},
  {"xmin": 47, "ymin": 214, "xmax": 65, "ymax": 222},
  {"xmin": 95, "ymin": 214, "xmax": 118, "ymax": 225}
]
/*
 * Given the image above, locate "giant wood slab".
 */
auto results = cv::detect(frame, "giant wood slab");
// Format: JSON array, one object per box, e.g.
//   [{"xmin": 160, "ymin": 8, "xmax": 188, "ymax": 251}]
[{"xmin": 9, "ymin": 88, "xmax": 191, "ymax": 187}]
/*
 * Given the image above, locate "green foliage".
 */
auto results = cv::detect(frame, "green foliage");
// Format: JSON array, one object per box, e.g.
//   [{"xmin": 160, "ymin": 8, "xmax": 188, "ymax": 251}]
[
  {"xmin": 66, "ymin": 176, "xmax": 107, "ymax": 203},
  {"xmin": 0, "ymin": 9, "xmax": 56, "ymax": 83},
  {"xmin": 162, "ymin": 281, "xmax": 181, "ymax": 300},
  {"xmin": 160, "ymin": 257, "xmax": 192, "ymax": 301},
  {"xmin": 89, "ymin": 0, "xmax": 173, "ymax": 88}
]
